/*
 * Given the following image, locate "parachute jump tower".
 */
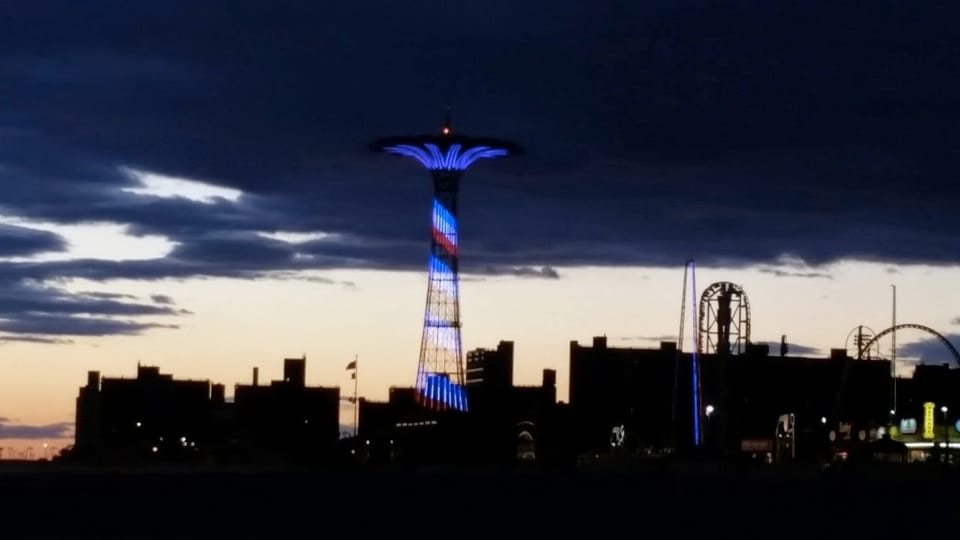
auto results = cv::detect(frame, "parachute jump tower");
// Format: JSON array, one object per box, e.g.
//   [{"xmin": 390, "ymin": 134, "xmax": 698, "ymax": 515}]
[{"xmin": 370, "ymin": 115, "xmax": 521, "ymax": 411}]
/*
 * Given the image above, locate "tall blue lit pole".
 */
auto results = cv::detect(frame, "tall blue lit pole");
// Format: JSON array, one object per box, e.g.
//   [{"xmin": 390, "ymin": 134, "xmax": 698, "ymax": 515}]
[
  {"xmin": 371, "ymin": 118, "xmax": 521, "ymax": 412},
  {"xmin": 690, "ymin": 260, "xmax": 703, "ymax": 446}
]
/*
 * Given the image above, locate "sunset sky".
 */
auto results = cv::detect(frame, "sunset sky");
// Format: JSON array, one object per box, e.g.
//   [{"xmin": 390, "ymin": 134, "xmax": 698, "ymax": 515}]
[{"xmin": 1, "ymin": 1, "xmax": 959, "ymax": 458}]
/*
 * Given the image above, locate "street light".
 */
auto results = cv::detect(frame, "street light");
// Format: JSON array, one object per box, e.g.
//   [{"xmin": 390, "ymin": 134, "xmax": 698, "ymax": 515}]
[
  {"xmin": 705, "ymin": 405, "xmax": 715, "ymax": 446},
  {"xmin": 942, "ymin": 406, "xmax": 950, "ymax": 460}
]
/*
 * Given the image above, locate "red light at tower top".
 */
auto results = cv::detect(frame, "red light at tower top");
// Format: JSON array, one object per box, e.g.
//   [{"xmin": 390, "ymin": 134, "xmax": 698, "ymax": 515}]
[{"xmin": 442, "ymin": 108, "xmax": 452, "ymax": 136}]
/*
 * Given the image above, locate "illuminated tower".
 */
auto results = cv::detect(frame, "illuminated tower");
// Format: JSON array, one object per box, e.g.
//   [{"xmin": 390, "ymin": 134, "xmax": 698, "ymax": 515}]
[{"xmin": 371, "ymin": 115, "xmax": 521, "ymax": 412}]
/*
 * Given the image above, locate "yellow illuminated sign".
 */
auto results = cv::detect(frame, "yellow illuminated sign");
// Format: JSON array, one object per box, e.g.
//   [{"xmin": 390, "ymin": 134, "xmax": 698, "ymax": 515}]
[{"xmin": 923, "ymin": 402, "xmax": 935, "ymax": 440}]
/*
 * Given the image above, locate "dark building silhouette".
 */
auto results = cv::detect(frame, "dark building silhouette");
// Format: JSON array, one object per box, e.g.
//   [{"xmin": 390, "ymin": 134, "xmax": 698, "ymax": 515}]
[
  {"xmin": 466, "ymin": 341, "xmax": 514, "ymax": 391},
  {"xmin": 358, "ymin": 386, "xmax": 433, "ymax": 442},
  {"xmin": 356, "ymin": 341, "xmax": 559, "ymax": 466},
  {"xmin": 570, "ymin": 337, "xmax": 680, "ymax": 452},
  {"xmin": 74, "ymin": 370, "xmax": 103, "ymax": 453},
  {"xmin": 898, "ymin": 363, "xmax": 960, "ymax": 415},
  {"xmin": 282, "ymin": 356, "xmax": 306, "ymax": 387},
  {"xmin": 74, "ymin": 358, "xmax": 340, "ymax": 464},
  {"xmin": 74, "ymin": 365, "xmax": 216, "ymax": 460},
  {"xmin": 233, "ymin": 356, "xmax": 339, "ymax": 461},
  {"xmin": 569, "ymin": 337, "xmax": 894, "ymax": 458}
]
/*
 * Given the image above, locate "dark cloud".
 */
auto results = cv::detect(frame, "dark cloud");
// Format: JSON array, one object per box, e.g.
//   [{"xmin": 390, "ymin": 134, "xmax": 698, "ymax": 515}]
[
  {"xmin": 0, "ymin": 313, "xmax": 177, "ymax": 337},
  {"xmin": 150, "ymin": 294, "xmax": 174, "ymax": 304},
  {"xmin": 0, "ymin": 224, "xmax": 65, "ymax": 257},
  {"xmin": 474, "ymin": 266, "xmax": 561, "ymax": 279},
  {"xmin": 0, "ymin": 420, "xmax": 73, "ymax": 439},
  {"xmin": 0, "ymin": 281, "xmax": 186, "ymax": 338},
  {"xmin": 952, "ymin": 317, "xmax": 960, "ymax": 326},
  {"xmin": 0, "ymin": 1, "xmax": 958, "ymax": 336},
  {"xmin": 0, "ymin": 282, "xmax": 183, "ymax": 318},
  {"xmin": 0, "ymin": 335, "xmax": 75, "ymax": 345},
  {"xmin": 898, "ymin": 334, "xmax": 960, "ymax": 366}
]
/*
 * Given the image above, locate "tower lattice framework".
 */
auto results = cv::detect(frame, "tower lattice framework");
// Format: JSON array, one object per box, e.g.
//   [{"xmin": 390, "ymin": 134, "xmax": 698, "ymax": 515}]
[{"xmin": 371, "ymin": 118, "xmax": 521, "ymax": 411}]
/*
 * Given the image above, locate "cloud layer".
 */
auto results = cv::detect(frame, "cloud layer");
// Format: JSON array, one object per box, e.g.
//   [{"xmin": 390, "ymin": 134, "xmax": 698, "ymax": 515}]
[
  {"xmin": 1, "ymin": 1, "xmax": 958, "ymax": 338},
  {"xmin": 0, "ymin": 420, "xmax": 73, "ymax": 439},
  {"xmin": 898, "ymin": 334, "xmax": 960, "ymax": 366}
]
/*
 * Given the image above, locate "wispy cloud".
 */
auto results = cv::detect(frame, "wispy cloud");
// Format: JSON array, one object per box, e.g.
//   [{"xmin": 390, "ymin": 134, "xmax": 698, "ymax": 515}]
[
  {"xmin": 0, "ymin": 335, "xmax": 75, "ymax": 345},
  {"xmin": 757, "ymin": 268, "xmax": 832, "ymax": 279},
  {"xmin": 474, "ymin": 266, "xmax": 561, "ymax": 279},
  {"xmin": 0, "ymin": 420, "xmax": 73, "ymax": 439},
  {"xmin": 120, "ymin": 167, "xmax": 242, "ymax": 204},
  {"xmin": 613, "ymin": 335, "xmax": 677, "ymax": 343},
  {"xmin": 0, "ymin": 314, "xmax": 178, "ymax": 337}
]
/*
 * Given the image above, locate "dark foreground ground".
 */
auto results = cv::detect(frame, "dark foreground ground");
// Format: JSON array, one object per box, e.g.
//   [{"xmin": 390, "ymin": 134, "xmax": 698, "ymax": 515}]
[{"xmin": 1, "ymin": 462, "xmax": 957, "ymax": 538}]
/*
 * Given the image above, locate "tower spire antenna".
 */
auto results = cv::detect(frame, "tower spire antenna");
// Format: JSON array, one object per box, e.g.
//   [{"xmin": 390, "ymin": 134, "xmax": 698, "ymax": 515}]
[{"xmin": 442, "ymin": 106, "xmax": 452, "ymax": 136}]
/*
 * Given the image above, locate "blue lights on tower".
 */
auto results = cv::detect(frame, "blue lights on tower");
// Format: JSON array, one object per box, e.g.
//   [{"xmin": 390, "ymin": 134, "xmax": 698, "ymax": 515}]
[
  {"xmin": 384, "ymin": 143, "xmax": 509, "ymax": 171},
  {"xmin": 372, "ymin": 126, "xmax": 519, "ymax": 413}
]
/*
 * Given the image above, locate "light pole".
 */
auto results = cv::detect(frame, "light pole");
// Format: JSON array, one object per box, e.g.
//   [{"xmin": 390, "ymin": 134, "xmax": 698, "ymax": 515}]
[
  {"xmin": 942, "ymin": 406, "xmax": 949, "ymax": 463},
  {"xmin": 705, "ymin": 405, "xmax": 715, "ymax": 448}
]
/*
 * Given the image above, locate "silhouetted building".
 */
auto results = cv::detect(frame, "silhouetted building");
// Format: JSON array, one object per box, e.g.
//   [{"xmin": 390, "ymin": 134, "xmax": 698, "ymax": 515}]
[
  {"xmin": 898, "ymin": 363, "xmax": 960, "ymax": 417},
  {"xmin": 74, "ymin": 358, "xmax": 343, "ymax": 465},
  {"xmin": 570, "ymin": 337, "xmax": 681, "ymax": 452},
  {"xmin": 74, "ymin": 365, "xmax": 215, "ymax": 460},
  {"xmin": 283, "ymin": 356, "xmax": 306, "ymax": 387},
  {"xmin": 466, "ymin": 341, "xmax": 514, "ymax": 391},
  {"xmin": 356, "ymin": 342, "xmax": 560, "ymax": 467},
  {"xmin": 514, "ymin": 369, "xmax": 557, "ymax": 418},
  {"xmin": 234, "ymin": 356, "xmax": 339, "ymax": 461},
  {"xmin": 357, "ymin": 386, "xmax": 427, "ymax": 441},
  {"xmin": 462, "ymin": 341, "xmax": 559, "ymax": 464},
  {"xmin": 569, "ymin": 337, "xmax": 893, "ymax": 458},
  {"xmin": 212, "ymin": 383, "xmax": 226, "ymax": 404},
  {"xmin": 75, "ymin": 371, "xmax": 102, "ymax": 453}
]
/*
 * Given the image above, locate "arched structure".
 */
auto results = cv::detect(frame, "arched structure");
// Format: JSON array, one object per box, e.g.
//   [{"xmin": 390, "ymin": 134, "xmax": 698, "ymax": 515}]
[
  {"xmin": 698, "ymin": 281, "xmax": 751, "ymax": 355},
  {"xmin": 516, "ymin": 420, "xmax": 537, "ymax": 461},
  {"xmin": 858, "ymin": 323, "xmax": 960, "ymax": 366},
  {"xmin": 845, "ymin": 325, "xmax": 881, "ymax": 360}
]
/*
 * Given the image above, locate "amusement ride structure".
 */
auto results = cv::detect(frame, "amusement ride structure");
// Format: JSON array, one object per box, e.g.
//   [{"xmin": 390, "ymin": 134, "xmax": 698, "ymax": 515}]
[{"xmin": 370, "ymin": 114, "xmax": 521, "ymax": 412}]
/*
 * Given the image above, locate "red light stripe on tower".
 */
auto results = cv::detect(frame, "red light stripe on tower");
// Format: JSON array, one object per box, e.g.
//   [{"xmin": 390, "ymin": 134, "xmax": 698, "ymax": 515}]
[{"xmin": 432, "ymin": 228, "xmax": 458, "ymax": 255}]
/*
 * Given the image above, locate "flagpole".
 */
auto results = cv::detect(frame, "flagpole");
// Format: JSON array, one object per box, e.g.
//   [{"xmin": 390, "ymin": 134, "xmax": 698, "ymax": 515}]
[{"xmin": 353, "ymin": 354, "xmax": 359, "ymax": 438}]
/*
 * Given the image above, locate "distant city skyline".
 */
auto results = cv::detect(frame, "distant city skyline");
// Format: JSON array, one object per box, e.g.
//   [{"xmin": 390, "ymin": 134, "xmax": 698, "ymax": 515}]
[
  {"xmin": 2, "ymin": 260, "xmax": 959, "ymax": 457},
  {"xmin": 2, "ymin": 1, "xmax": 959, "ymax": 457}
]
